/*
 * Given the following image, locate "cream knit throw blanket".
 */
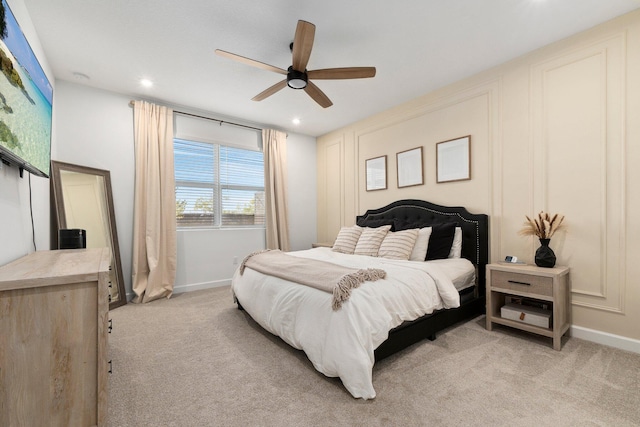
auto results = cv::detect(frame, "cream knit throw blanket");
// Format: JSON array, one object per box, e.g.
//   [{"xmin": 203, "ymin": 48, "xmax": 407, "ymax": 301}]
[{"xmin": 239, "ymin": 250, "xmax": 386, "ymax": 310}]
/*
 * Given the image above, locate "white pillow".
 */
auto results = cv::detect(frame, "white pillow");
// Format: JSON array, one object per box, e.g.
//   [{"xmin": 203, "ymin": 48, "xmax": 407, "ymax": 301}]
[
  {"xmin": 378, "ymin": 229, "xmax": 419, "ymax": 260},
  {"xmin": 409, "ymin": 227, "xmax": 432, "ymax": 261},
  {"xmin": 354, "ymin": 225, "xmax": 391, "ymax": 257},
  {"xmin": 332, "ymin": 225, "xmax": 363, "ymax": 254},
  {"xmin": 448, "ymin": 227, "xmax": 462, "ymax": 258}
]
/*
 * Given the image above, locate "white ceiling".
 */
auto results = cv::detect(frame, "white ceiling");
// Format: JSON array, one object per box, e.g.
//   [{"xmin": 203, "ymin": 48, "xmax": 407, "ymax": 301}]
[{"xmin": 23, "ymin": 0, "xmax": 640, "ymax": 137}]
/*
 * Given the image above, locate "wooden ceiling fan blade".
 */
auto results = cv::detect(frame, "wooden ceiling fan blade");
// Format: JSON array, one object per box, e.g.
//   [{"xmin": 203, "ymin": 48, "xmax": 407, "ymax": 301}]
[
  {"xmin": 292, "ymin": 20, "xmax": 315, "ymax": 72},
  {"xmin": 307, "ymin": 67, "xmax": 376, "ymax": 80},
  {"xmin": 215, "ymin": 49, "xmax": 287, "ymax": 75},
  {"xmin": 304, "ymin": 81, "xmax": 333, "ymax": 108},
  {"xmin": 252, "ymin": 80, "xmax": 287, "ymax": 101}
]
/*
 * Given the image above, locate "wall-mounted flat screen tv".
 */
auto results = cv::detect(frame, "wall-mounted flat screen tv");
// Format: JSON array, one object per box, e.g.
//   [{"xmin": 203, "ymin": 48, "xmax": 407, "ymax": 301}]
[{"xmin": 0, "ymin": 0, "xmax": 53, "ymax": 178}]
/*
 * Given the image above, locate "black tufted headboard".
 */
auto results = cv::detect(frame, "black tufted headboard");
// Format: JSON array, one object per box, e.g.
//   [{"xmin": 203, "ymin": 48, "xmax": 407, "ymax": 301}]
[{"xmin": 355, "ymin": 199, "xmax": 489, "ymax": 291}]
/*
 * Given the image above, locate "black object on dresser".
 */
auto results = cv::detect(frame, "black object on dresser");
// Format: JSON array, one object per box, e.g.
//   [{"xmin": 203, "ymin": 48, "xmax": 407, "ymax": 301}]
[{"xmin": 59, "ymin": 228, "xmax": 87, "ymax": 249}]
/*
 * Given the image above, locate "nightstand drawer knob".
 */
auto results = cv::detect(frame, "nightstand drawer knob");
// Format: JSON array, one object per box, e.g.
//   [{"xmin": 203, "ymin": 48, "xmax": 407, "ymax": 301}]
[{"xmin": 508, "ymin": 280, "xmax": 531, "ymax": 286}]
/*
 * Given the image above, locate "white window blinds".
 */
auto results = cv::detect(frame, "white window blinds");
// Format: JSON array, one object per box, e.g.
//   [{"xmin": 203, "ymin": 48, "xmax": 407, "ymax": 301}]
[
  {"xmin": 173, "ymin": 115, "xmax": 265, "ymax": 228},
  {"xmin": 174, "ymin": 138, "xmax": 265, "ymax": 227}
]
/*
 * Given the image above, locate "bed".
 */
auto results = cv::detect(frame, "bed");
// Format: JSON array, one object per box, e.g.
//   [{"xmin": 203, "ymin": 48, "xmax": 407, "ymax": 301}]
[{"xmin": 231, "ymin": 199, "xmax": 489, "ymax": 399}]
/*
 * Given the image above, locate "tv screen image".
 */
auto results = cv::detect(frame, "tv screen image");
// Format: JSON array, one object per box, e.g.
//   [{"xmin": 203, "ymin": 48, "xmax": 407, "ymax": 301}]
[{"xmin": 0, "ymin": 0, "xmax": 53, "ymax": 177}]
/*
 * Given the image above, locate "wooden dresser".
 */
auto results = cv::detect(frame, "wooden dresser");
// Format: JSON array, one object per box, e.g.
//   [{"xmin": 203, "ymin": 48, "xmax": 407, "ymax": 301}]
[{"xmin": 0, "ymin": 248, "xmax": 111, "ymax": 426}]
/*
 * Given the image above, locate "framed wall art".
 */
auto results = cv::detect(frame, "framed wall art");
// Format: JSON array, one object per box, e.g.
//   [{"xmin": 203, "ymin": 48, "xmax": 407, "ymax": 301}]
[
  {"xmin": 365, "ymin": 155, "xmax": 387, "ymax": 191},
  {"xmin": 436, "ymin": 136, "xmax": 471, "ymax": 183},
  {"xmin": 396, "ymin": 146, "xmax": 423, "ymax": 188}
]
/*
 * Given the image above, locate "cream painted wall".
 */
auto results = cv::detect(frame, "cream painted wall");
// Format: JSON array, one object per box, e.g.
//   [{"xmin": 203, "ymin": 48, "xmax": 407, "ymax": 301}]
[{"xmin": 317, "ymin": 10, "xmax": 640, "ymax": 343}]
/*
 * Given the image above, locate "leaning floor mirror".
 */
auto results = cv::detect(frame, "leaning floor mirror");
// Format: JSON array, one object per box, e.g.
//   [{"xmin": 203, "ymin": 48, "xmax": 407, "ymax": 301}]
[{"xmin": 51, "ymin": 160, "xmax": 127, "ymax": 309}]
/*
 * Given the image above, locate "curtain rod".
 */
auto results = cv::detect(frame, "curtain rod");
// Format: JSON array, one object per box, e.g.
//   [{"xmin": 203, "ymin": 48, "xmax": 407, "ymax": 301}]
[{"xmin": 129, "ymin": 100, "xmax": 262, "ymax": 133}]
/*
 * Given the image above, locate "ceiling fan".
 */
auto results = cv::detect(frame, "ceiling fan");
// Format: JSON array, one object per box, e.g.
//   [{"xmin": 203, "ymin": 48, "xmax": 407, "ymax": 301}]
[{"xmin": 215, "ymin": 20, "xmax": 376, "ymax": 108}]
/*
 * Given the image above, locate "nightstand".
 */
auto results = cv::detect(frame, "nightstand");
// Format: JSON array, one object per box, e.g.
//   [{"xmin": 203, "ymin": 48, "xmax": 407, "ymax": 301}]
[{"xmin": 486, "ymin": 263, "xmax": 570, "ymax": 350}]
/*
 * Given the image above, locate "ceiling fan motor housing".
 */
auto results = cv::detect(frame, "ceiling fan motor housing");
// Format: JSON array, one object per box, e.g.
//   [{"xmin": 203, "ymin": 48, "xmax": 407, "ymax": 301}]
[{"xmin": 287, "ymin": 66, "xmax": 308, "ymax": 89}]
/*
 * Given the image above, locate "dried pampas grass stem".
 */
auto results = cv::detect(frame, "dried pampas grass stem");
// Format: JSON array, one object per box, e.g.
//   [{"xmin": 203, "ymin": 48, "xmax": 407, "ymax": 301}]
[{"xmin": 519, "ymin": 211, "xmax": 565, "ymax": 239}]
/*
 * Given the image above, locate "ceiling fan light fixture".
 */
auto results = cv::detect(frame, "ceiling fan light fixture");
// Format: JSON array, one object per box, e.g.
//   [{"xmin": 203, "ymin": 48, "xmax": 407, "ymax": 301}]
[{"xmin": 287, "ymin": 67, "xmax": 307, "ymax": 89}]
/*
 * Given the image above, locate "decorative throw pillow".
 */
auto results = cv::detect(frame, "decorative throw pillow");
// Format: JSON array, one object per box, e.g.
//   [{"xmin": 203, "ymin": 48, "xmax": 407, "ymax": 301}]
[
  {"xmin": 354, "ymin": 225, "xmax": 391, "ymax": 257},
  {"xmin": 425, "ymin": 222, "xmax": 457, "ymax": 260},
  {"xmin": 448, "ymin": 227, "xmax": 463, "ymax": 258},
  {"xmin": 409, "ymin": 227, "xmax": 432, "ymax": 261},
  {"xmin": 332, "ymin": 225, "xmax": 363, "ymax": 254},
  {"xmin": 378, "ymin": 228, "xmax": 419, "ymax": 260}
]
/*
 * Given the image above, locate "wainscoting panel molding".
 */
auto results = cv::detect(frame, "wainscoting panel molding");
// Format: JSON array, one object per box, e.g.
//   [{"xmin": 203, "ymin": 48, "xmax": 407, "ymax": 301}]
[
  {"xmin": 531, "ymin": 32, "xmax": 626, "ymax": 314},
  {"xmin": 322, "ymin": 140, "xmax": 344, "ymax": 243},
  {"xmin": 354, "ymin": 81, "xmax": 498, "ymax": 229},
  {"xmin": 317, "ymin": 10, "xmax": 640, "ymax": 343}
]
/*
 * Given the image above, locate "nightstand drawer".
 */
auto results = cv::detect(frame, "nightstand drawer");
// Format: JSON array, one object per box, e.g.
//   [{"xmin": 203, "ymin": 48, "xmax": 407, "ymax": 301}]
[{"xmin": 491, "ymin": 270, "xmax": 553, "ymax": 297}]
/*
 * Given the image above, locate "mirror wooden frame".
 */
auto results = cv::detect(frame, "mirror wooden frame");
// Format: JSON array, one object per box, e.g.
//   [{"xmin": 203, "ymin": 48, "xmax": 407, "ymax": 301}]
[{"xmin": 51, "ymin": 160, "xmax": 127, "ymax": 309}]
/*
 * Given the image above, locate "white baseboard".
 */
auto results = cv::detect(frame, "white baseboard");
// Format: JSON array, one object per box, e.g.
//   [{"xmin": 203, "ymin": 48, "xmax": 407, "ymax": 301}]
[
  {"xmin": 124, "ymin": 279, "xmax": 231, "ymax": 301},
  {"xmin": 571, "ymin": 325, "xmax": 640, "ymax": 354},
  {"xmin": 172, "ymin": 279, "xmax": 231, "ymax": 294}
]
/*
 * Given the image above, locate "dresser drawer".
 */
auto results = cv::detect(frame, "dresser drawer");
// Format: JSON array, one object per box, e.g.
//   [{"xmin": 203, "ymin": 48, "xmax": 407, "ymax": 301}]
[{"xmin": 491, "ymin": 270, "xmax": 553, "ymax": 297}]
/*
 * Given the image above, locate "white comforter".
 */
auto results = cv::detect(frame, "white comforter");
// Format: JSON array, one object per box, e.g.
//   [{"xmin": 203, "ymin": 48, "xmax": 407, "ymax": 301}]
[{"xmin": 230, "ymin": 247, "xmax": 461, "ymax": 399}]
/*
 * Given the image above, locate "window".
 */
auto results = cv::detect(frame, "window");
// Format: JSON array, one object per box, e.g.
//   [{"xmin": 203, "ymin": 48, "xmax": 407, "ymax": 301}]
[{"xmin": 174, "ymin": 138, "xmax": 265, "ymax": 228}]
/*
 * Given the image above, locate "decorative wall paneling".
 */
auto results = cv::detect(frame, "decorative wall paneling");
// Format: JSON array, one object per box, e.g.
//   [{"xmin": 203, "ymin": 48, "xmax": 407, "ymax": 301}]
[
  {"xmin": 324, "ymin": 140, "xmax": 343, "ymax": 242},
  {"xmin": 317, "ymin": 10, "xmax": 640, "ymax": 342},
  {"xmin": 531, "ymin": 32, "xmax": 626, "ymax": 315},
  {"xmin": 319, "ymin": 80, "xmax": 500, "ymax": 259}
]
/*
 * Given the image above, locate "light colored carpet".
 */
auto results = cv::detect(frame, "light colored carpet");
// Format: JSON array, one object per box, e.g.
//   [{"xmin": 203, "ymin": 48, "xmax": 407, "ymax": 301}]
[{"xmin": 108, "ymin": 286, "xmax": 640, "ymax": 426}]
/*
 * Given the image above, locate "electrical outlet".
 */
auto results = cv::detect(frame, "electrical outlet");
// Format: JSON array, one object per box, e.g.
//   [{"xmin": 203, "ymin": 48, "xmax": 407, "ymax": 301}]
[{"xmin": 232, "ymin": 256, "xmax": 238, "ymax": 265}]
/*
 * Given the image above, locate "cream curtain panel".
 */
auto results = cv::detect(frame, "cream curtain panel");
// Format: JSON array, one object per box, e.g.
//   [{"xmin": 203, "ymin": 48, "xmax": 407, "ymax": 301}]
[
  {"xmin": 262, "ymin": 129, "xmax": 290, "ymax": 251},
  {"xmin": 131, "ymin": 100, "xmax": 177, "ymax": 303}
]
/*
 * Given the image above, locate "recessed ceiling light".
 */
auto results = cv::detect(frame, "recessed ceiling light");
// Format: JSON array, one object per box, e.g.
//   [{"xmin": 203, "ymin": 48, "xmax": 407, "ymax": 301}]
[
  {"xmin": 140, "ymin": 79, "xmax": 153, "ymax": 88},
  {"xmin": 72, "ymin": 72, "xmax": 90, "ymax": 81},
  {"xmin": 292, "ymin": 118, "xmax": 301, "ymax": 125}
]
